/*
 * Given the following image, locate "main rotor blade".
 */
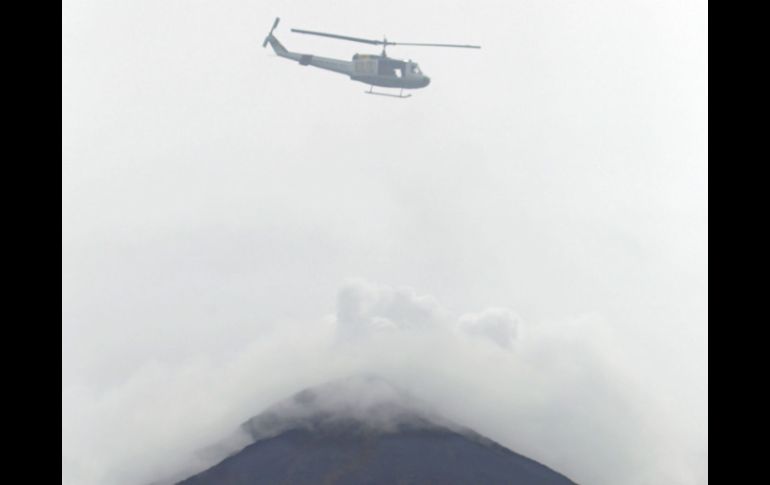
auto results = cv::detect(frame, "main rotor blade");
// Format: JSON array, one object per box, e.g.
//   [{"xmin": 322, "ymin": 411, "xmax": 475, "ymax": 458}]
[
  {"xmin": 291, "ymin": 28, "xmax": 383, "ymax": 45},
  {"xmin": 392, "ymin": 42, "xmax": 481, "ymax": 49},
  {"xmin": 291, "ymin": 27, "xmax": 481, "ymax": 49}
]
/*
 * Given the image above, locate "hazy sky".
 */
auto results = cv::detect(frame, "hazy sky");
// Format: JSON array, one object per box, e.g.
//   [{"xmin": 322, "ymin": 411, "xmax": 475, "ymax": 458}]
[{"xmin": 62, "ymin": 1, "xmax": 707, "ymax": 484}]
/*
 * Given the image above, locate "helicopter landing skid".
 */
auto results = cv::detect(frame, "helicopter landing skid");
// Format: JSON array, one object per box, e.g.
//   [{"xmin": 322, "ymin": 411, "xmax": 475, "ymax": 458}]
[{"xmin": 365, "ymin": 86, "xmax": 411, "ymax": 98}]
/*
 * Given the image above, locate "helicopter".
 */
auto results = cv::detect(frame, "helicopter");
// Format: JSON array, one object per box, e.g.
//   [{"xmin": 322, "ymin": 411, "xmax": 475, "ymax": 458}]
[{"xmin": 262, "ymin": 18, "xmax": 480, "ymax": 98}]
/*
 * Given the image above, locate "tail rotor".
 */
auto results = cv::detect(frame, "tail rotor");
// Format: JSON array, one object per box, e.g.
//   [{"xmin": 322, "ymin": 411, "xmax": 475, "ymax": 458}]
[{"xmin": 262, "ymin": 17, "xmax": 280, "ymax": 47}]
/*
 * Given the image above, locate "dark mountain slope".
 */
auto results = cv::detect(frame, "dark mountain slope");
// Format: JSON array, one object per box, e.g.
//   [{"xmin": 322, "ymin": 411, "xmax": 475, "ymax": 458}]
[{"xmin": 177, "ymin": 376, "xmax": 577, "ymax": 485}]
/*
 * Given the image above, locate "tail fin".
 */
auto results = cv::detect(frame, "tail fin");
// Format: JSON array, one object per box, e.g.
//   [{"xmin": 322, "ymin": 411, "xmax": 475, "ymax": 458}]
[
  {"xmin": 262, "ymin": 17, "xmax": 280, "ymax": 48},
  {"xmin": 265, "ymin": 35, "xmax": 289, "ymax": 56}
]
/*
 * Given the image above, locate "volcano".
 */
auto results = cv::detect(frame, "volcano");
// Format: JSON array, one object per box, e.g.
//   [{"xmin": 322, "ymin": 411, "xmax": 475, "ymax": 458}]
[{"xmin": 176, "ymin": 376, "xmax": 577, "ymax": 485}]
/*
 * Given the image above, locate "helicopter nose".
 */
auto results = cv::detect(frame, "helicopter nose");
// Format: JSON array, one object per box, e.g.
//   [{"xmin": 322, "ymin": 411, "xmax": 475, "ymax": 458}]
[{"xmin": 423, "ymin": 76, "xmax": 431, "ymax": 87}]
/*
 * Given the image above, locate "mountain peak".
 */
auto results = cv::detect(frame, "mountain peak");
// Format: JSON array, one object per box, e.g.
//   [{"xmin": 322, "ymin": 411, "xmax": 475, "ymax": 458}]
[
  {"xmin": 240, "ymin": 375, "xmax": 451, "ymax": 441},
  {"xmin": 178, "ymin": 376, "xmax": 578, "ymax": 485}
]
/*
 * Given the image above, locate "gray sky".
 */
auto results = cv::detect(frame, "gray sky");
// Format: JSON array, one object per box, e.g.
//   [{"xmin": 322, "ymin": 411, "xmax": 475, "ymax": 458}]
[{"xmin": 62, "ymin": 1, "xmax": 707, "ymax": 484}]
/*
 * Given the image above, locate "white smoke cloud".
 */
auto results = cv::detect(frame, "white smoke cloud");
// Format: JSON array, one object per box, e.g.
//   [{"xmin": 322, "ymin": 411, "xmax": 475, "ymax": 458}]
[
  {"xmin": 458, "ymin": 307, "xmax": 520, "ymax": 349},
  {"xmin": 61, "ymin": 279, "xmax": 707, "ymax": 485},
  {"xmin": 336, "ymin": 279, "xmax": 446, "ymax": 338}
]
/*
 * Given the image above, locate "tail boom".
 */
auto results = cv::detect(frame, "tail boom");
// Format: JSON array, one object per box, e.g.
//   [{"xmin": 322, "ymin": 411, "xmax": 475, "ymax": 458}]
[{"xmin": 263, "ymin": 17, "xmax": 352, "ymax": 76}]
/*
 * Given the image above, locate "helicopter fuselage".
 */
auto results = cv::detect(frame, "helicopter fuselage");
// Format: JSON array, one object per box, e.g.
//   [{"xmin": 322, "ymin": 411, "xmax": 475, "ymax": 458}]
[
  {"xmin": 350, "ymin": 54, "xmax": 430, "ymax": 89},
  {"xmin": 266, "ymin": 34, "xmax": 430, "ymax": 90}
]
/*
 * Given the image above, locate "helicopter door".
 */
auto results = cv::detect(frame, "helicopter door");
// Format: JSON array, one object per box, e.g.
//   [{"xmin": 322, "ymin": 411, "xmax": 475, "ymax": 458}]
[{"xmin": 378, "ymin": 59, "xmax": 406, "ymax": 77}]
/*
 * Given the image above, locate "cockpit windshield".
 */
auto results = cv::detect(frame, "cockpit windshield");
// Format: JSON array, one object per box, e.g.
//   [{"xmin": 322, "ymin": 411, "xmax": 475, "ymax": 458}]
[{"xmin": 411, "ymin": 64, "xmax": 422, "ymax": 75}]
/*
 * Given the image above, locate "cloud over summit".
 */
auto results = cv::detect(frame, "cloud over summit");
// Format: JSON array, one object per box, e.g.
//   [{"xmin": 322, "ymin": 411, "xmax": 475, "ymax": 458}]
[
  {"xmin": 335, "ymin": 279, "xmax": 519, "ymax": 349},
  {"xmin": 336, "ymin": 279, "xmax": 446, "ymax": 337}
]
